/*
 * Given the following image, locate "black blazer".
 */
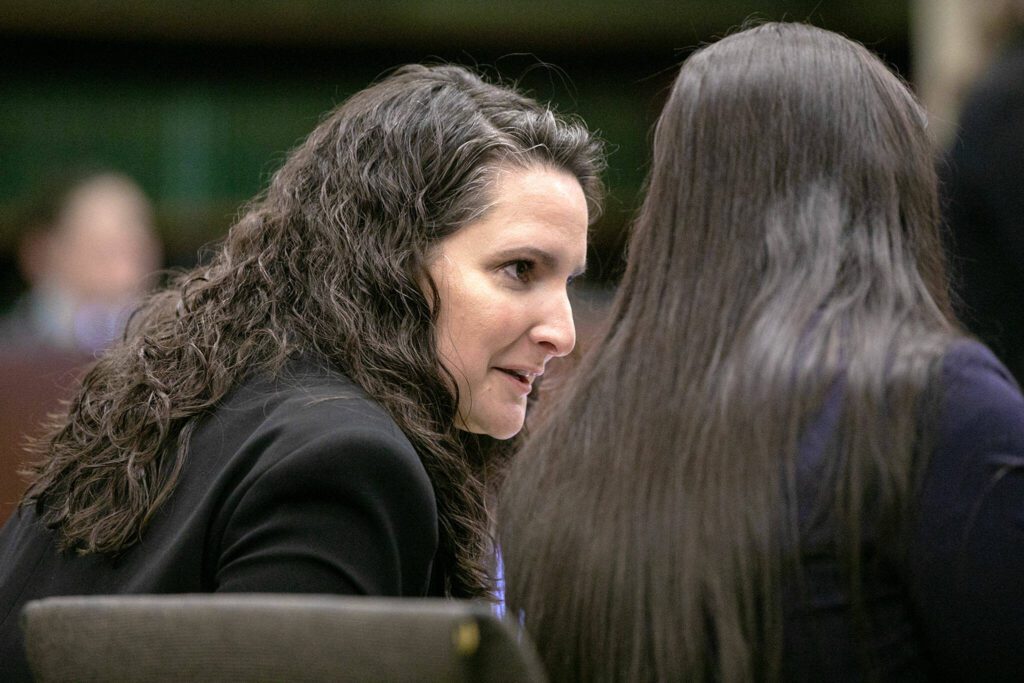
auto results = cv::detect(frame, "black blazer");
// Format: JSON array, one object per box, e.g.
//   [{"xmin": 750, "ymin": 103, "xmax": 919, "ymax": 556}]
[{"xmin": 0, "ymin": 356, "xmax": 444, "ymax": 680}]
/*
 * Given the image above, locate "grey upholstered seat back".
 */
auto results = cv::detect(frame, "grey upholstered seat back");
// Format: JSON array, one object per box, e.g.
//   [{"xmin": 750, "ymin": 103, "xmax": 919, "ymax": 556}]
[{"xmin": 21, "ymin": 594, "xmax": 547, "ymax": 682}]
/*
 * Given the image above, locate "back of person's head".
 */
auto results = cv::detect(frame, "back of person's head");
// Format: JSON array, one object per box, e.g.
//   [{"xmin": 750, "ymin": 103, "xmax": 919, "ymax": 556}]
[
  {"xmin": 630, "ymin": 21, "xmax": 949, "ymax": 328},
  {"xmin": 499, "ymin": 22, "xmax": 960, "ymax": 681},
  {"xmin": 24, "ymin": 64, "xmax": 602, "ymax": 601}
]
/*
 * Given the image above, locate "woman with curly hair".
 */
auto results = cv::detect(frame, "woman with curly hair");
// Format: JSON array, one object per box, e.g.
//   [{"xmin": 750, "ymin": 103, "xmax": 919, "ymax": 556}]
[
  {"xmin": 499, "ymin": 23, "xmax": 1024, "ymax": 681},
  {"xmin": 0, "ymin": 64, "xmax": 603, "ymax": 679}
]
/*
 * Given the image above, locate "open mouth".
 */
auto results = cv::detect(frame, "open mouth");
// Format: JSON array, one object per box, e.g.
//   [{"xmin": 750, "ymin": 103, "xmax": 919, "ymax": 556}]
[{"xmin": 497, "ymin": 368, "xmax": 533, "ymax": 388}]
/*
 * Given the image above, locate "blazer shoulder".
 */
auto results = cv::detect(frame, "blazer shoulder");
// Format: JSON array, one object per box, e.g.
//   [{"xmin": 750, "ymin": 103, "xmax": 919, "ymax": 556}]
[
  {"xmin": 198, "ymin": 360, "xmax": 441, "ymax": 595},
  {"xmin": 189, "ymin": 357, "xmax": 434, "ymax": 515}
]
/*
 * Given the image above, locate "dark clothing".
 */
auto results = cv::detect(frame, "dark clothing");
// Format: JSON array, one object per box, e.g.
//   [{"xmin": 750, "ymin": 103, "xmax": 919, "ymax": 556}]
[
  {"xmin": 0, "ymin": 357, "xmax": 443, "ymax": 680},
  {"xmin": 942, "ymin": 34, "xmax": 1024, "ymax": 383},
  {"xmin": 785, "ymin": 341, "xmax": 1024, "ymax": 680}
]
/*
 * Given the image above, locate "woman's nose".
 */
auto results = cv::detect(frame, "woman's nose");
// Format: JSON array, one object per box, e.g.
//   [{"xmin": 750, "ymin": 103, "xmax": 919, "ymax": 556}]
[{"xmin": 529, "ymin": 291, "xmax": 576, "ymax": 358}]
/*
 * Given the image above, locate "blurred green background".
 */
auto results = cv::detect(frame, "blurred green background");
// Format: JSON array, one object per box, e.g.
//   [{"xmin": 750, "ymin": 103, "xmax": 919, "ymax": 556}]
[{"xmin": 0, "ymin": 0, "xmax": 912, "ymax": 302}]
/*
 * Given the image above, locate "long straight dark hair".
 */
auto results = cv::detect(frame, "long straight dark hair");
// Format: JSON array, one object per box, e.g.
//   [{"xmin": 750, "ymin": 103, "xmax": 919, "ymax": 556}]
[
  {"xmin": 499, "ymin": 23, "xmax": 961, "ymax": 679},
  {"xmin": 22, "ymin": 64, "xmax": 604, "ymax": 599}
]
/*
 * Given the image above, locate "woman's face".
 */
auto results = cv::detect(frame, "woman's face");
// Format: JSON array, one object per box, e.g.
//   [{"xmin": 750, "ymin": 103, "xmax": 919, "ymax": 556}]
[{"xmin": 426, "ymin": 164, "xmax": 589, "ymax": 439}]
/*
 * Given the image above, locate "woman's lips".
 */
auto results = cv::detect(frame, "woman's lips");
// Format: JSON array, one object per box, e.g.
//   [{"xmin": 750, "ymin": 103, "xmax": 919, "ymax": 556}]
[{"xmin": 496, "ymin": 367, "xmax": 535, "ymax": 394}]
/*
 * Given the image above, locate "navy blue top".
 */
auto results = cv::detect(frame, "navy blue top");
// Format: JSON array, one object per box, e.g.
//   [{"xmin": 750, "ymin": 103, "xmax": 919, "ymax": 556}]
[{"xmin": 784, "ymin": 341, "xmax": 1024, "ymax": 680}]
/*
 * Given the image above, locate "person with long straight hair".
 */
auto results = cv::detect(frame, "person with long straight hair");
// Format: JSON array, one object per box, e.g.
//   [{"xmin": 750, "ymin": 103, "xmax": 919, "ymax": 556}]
[
  {"xmin": 499, "ymin": 23, "xmax": 1024, "ymax": 681},
  {"xmin": 0, "ymin": 64, "xmax": 603, "ymax": 680}
]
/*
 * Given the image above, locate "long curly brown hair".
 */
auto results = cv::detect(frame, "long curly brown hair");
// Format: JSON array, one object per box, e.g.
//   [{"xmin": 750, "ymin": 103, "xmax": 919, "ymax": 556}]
[{"xmin": 22, "ymin": 64, "xmax": 604, "ymax": 599}]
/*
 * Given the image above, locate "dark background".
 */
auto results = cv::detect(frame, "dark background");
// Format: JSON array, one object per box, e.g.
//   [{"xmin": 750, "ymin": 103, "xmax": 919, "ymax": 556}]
[{"xmin": 0, "ymin": 0, "xmax": 912, "ymax": 301}]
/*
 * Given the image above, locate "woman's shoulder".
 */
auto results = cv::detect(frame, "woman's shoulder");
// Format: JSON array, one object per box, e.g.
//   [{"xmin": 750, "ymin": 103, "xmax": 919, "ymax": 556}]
[
  {"xmin": 268, "ymin": 355, "xmax": 415, "ymax": 443},
  {"xmin": 191, "ymin": 355, "xmax": 431, "ymax": 503},
  {"xmin": 939, "ymin": 339, "xmax": 1024, "ymax": 439},
  {"xmin": 923, "ymin": 338, "xmax": 1024, "ymax": 505},
  {"xmin": 942, "ymin": 339, "xmax": 1017, "ymax": 383},
  {"xmin": 227, "ymin": 354, "xmax": 411, "ymax": 437},
  {"xmin": 181, "ymin": 355, "xmax": 440, "ymax": 597},
  {"xmin": 907, "ymin": 342, "xmax": 1024, "ymax": 679}
]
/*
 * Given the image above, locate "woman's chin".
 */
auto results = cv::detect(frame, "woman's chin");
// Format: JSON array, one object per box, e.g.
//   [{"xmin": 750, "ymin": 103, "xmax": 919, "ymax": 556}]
[{"xmin": 455, "ymin": 413, "xmax": 525, "ymax": 441}]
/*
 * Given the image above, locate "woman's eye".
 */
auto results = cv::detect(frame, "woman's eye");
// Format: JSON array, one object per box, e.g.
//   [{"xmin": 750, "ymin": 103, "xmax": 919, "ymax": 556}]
[{"xmin": 501, "ymin": 260, "xmax": 534, "ymax": 283}]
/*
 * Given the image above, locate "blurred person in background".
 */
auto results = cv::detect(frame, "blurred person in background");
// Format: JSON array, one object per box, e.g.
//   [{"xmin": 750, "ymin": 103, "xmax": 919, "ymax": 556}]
[
  {"xmin": 0, "ymin": 170, "xmax": 161, "ymax": 355},
  {"xmin": 500, "ymin": 22, "xmax": 1024, "ymax": 681},
  {"xmin": 0, "ymin": 171, "xmax": 161, "ymax": 529},
  {"xmin": 942, "ymin": 0, "xmax": 1024, "ymax": 384}
]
